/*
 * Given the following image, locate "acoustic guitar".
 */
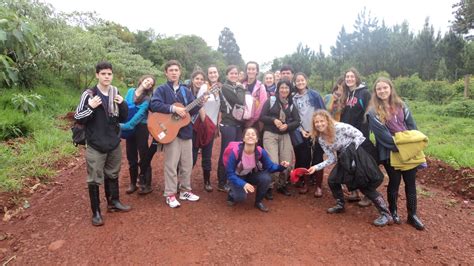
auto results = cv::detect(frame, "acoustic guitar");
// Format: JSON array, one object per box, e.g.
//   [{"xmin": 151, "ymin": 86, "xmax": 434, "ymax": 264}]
[{"xmin": 148, "ymin": 85, "xmax": 220, "ymax": 144}]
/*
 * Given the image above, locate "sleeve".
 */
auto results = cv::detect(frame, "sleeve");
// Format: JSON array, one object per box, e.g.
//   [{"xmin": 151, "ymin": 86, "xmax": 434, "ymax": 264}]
[
  {"xmin": 74, "ymin": 90, "xmax": 94, "ymax": 124},
  {"xmin": 121, "ymin": 101, "xmax": 149, "ymax": 131},
  {"xmin": 150, "ymin": 85, "xmax": 173, "ymax": 114},
  {"xmin": 403, "ymin": 104, "xmax": 417, "ymax": 130},
  {"xmin": 259, "ymin": 100, "xmax": 274, "ymax": 125},
  {"xmin": 261, "ymin": 149, "xmax": 285, "ymax": 173},
  {"xmin": 286, "ymin": 104, "xmax": 301, "ymax": 131},
  {"xmin": 226, "ymin": 152, "xmax": 247, "ymax": 188},
  {"xmin": 343, "ymin": 123, "xmax": 366, "ymax": 149},
  {"xmin": 315, "ymin": 92, "xmax": 326, "ymax": 110},
  {"xmin": 314, "ymin": 141, "xmax": 337, "ymax": 171},
  {"xmin": 222, "ymin": 84, "xmax": 245, "ymax": 107},
  {"xmin": 367, "ymin": 112, "xmax": 398, "ymax": 152}
]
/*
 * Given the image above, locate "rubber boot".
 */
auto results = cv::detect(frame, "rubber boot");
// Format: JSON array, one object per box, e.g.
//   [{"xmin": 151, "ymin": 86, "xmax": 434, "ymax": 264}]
[
  {"xmin": 88, "ymin": 183, "xmax": 104, "ymax": 226},
  {"xmin": 327, "ymin": 199, "xmax": 345, "ymax": 213},
  {"xmin": 387, "ymin": 192, "xmax": 401, "ymax": 224},
  {"xmin": 126, "ymin": 167, "xmax": 138, "ymax": 194},
  {"xmin": 407, "ymin": 193, "xmax": 425, "ymax": 230},
  {"xmin": 314, "ymin": 170, "xmax": 323, "ymax": 198},
  {"xmin": 138, "ymin": 167, "xmax": 153, "ymax": 195},
  {"xmin": 106, "ymin": 177, "xmax": 131, "ymax": 212},
  {"xmin": 203, "ymin": 170, "xmax": 213, "ymax": 192},
  {"xmin": 372, "ymin": 195, "xmax": 394, "ymax": 227}
]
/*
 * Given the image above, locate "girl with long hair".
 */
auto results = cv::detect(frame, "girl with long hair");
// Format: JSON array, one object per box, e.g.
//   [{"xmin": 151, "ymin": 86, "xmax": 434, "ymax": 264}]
[
  {"xmin": 367, "ymin": 77, "xmax": 425, "ymax": 230},
  {"xmin": 307, "ymin": 110, "xmax": 393, "ymax": 227}
]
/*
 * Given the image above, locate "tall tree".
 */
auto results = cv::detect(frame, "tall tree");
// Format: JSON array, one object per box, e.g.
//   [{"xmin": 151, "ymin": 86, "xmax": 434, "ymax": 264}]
[
  {"xmin": 437, "ymin": 30, "xmax": 466, "ymax": 80},
  {"xmin": 414, "ymin": 18, "xmax": 439, "ymax": 80},
  {"xmin": 451, "ymin": 0, "xmax": 474, "ymax": 35},
  {"xmin": 218, "ymin": 27, "xmax": 244, "ymax": 67}
]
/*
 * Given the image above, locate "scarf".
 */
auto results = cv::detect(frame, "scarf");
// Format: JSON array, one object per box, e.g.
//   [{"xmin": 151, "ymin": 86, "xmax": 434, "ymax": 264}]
[{"xmin": 107, "ymin": 86, "xmax": 119, "ymax": 117}]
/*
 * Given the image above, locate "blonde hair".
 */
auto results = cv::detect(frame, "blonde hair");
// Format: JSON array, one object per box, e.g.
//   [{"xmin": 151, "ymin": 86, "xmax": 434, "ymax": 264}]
[
  {"xmin": 311, "ymin": 110, "xmax": 336, "ymax": 145},
  {"xmin": 368, "ymin": 77, "xmax": 404, "ymax": 123}
]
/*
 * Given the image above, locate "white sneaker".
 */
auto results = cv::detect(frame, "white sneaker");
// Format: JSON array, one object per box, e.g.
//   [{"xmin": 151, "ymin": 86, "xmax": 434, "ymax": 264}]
[
  {"xmin": 179, "ymin": 191, "xmax": 200, "ymax": 201},
  {"xmin": 166, "ymin": 195, "xmax": 181, "ymax": 208}
]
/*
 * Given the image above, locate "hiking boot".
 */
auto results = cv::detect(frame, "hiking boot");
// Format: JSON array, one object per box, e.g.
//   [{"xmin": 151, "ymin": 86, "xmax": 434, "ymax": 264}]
[
  {"xmin": 227, "ymin": 194, "xmax": 236, "ymax": 206},
  {"xmin": 179, "ymin": 191, "xmax": 200, "ymax": 201},
  {"xmin": 166, "ymin": 195, "xmax": 181, "ymax": 208},
  {"xmin": 255, "ymin": 202, "xmax": 269, "ymax": 212},
  {"xmin": 217, "ymin": 184, "xmax": 230, "ymax": 192},
  {"xmin": 265, "ymin": 188, "xmax": 273, "ymax": 200},
  {"xmin": 277, "ymin": 186, "xmax": 291, "ymax": 196},
  {"xmin": 327, "ymin": 199, "xmax": 345, "ymax": 214}
]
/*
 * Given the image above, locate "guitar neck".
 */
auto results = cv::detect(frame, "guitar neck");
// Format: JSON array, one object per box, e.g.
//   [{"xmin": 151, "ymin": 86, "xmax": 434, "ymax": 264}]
[{"xmin": 185, "ymin": 94, "xmax": 205, "ymax": 112}]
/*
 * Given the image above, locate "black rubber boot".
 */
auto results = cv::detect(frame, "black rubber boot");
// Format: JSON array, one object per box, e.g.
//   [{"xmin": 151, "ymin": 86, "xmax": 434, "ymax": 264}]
[
  {"xmin": 88, "ymin": 183, "xmax": 104, "ymax": 226},
  {"xmin": 138, "ymin": 167, "xmax": 153, "ymax": 195},
  {"xmin": 372, "ymin": 195, "xmax": 394, "ymax": 227},
  {"xmin": 327, "ymin": 199, "xmax": 345, "ymax": 213},
  {"xmin": 126, "ymin": 167, "xmax": 138, "ymax": 194},
  {"xmin": 387, "ymin": 192, "xmax": 401, "ymax": 224},
  {"xmin": 407, "ymin": 193, "xmax": 425, "ymax": 230},
  {"xmin": 106, "ymin": 178, "xmax": 131, "ymax": 212},
  {"xmin": 203, "ymin": 170, "xmax": 213, "ymax": 192}
]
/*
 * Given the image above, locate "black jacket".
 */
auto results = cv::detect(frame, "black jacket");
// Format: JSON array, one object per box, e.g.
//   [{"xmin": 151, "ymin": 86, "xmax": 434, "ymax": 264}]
[
  {"xmin": 74, "ymin": 86, "xmax": 128, "ymax": 153},
  {"xmin": 328, "ymin": 143, "xmax": 383, "ymax": 191},
  {"xmin": 340, "ymin": 85, "xmax": 371, "ymax": 139},
  {"xmin": 220, "ymin": 80, "xmax": 246, "ymax": 126},
  {"xmin": 260, "ymin": 97, "xmax": 300, "ymax": 134}
]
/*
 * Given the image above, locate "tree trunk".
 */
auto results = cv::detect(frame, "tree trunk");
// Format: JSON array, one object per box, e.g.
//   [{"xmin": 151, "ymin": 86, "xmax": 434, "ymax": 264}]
[{"xmin": 464, "ymin": 74, "xmax": 470, "ymax": 99}]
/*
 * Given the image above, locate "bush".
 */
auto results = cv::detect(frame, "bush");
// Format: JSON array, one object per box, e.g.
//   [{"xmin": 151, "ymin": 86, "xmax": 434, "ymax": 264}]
[
  {"xmin": 0, "ymin": 119, "xmax": 32, "ymax": 140},
  {"xmin": 393, "ymin": 74, "xmax": 425, "ymax": 100},
  {"xmin": 440, "ymin": 99, "xmax": 474, "ymax": 118},
  {"xmin": 366, "ymin": 71, "xmax": 391, "ymax": 89},
  {"xmin": 11, "ymin": 93, "xmax": 43, "ymax": 115},
  {"xmin": 422, "ymin": 80, "xmax": 454, "ymax": 104}
]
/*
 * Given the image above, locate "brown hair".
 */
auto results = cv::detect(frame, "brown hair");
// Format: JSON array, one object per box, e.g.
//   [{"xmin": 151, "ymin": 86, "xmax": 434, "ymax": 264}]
[
  {"xmin": 135, "ymin": 75, "xmax": 156, "ymax": 104},
  {"xmin": 242, "ymin": 127, "xmax": 259, "ymax": 147},
  {"xmin": 368, "ymin": 77, "xmax": 404, "ymax": 123},
  {"xmin": 311, "ymin": 110, "xmax": 336, "ymax": 145},
  {"xmin": 164, "ymin": 60, "xmax": 182, "ymax": 72},
  {"xmin": 189, "ymin": 70, "xmax": 206, "ymax": 94},
  {"xmin": 341, "ymin": 67, "xmax": 362, "ymax": 106},
  {"xmin": 226, "ymin": 65, "xmax": 239, "ymax": 75}
]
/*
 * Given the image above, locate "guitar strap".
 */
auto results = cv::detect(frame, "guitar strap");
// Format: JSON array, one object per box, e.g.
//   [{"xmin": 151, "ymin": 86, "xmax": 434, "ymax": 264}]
[{"xmin": 180, "ymin": 86, "xmax": 188, "ymax": 106}]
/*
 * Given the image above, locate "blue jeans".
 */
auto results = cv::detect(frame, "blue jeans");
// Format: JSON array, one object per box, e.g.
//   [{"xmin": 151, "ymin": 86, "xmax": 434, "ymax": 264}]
[
  {"xmin": 229, "ymin": 171, "xmax": 271, "ymax": 204},
  {"xmin": 217, "ymin": 124, "xmax": 242, "ymax": 187}
]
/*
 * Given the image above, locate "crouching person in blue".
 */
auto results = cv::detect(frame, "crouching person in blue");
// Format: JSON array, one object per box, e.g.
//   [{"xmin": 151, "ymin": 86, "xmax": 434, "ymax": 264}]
[
  {"xmin": 225, "ymin": 127, "xmax": 290, "ymax": 212},
  {"xmin": 74, "ymin": 61, "xmax": 131, "ymax": 226}
]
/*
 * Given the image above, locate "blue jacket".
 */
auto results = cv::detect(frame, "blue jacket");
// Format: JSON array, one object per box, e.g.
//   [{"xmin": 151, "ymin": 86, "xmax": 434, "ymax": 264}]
[
  {"xmin": 120, "ymin": 88, "xmax": 150, "ymax": 131},
  {"xmin": 307, "ymin": 88, "xmax": 325, "ymax": 109},
  {"xmin": 367, "ymin": 104, "xmax": 417, "ymax": 161},
  {"xmin": 149, "ymin": 81, "xmax": 201, "ymax": 140},
  {"xmin": 226, "ymin": 146, "xmax": 285, "ymax": 188}
]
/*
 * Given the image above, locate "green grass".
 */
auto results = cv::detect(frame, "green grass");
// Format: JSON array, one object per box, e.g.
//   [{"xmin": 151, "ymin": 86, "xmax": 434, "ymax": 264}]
[
  {"xmin": 410, "ymin": 101, "xmax": 474, "ymax": 168},
  {"xmin": 0, "ymin": 86, "xmax": 81, "ymax": 192}
]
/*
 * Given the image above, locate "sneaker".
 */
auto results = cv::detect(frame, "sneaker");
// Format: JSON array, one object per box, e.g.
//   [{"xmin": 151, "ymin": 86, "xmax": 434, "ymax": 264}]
[
  {"xmin": 217, "ymin": 184, "xmax": 230, "ymax": 193},
  {"xmin": 179, "ymin": 191, "xmax": 200, "ymax": 201},
  {"xmin": 166, "ymin": 195, "xmax": 181, "ymax": 208}
]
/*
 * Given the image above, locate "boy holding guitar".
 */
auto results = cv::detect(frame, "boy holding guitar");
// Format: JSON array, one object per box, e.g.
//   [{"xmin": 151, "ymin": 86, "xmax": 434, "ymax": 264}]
[{"xmin": 149, "ymin": 60, "xmax": 208, "ymax": 208}]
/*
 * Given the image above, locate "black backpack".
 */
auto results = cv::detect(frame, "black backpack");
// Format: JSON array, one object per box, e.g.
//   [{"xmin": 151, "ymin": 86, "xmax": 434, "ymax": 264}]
[{"xmin": 71, "ymin": 89, "xmax": 94, "ymax": 146}]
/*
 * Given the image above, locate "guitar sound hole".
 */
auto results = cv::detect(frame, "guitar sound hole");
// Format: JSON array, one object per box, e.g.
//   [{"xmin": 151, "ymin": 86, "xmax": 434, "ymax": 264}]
[{"xmin": 172, "ymin": 113, "xmax": 181, "ymax": 120}]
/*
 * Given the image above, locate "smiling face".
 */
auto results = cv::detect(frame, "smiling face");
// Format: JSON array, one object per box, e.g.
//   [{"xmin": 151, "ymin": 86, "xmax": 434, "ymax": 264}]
[
  {"xmin": 141, "ymin": 77, "xmax": 154, "ymax": 90},
  {"xmin": 208, "ymin": 67, "xmax": 219, "ymax": 84},
  {"xmin": 227, "ymin": 68, "xmax": 239, "ymax": 83},
  {"xmin": 192, "ymin": 74, "xmax": 205, "ymax": 89},
  {"xmin": 313, "ymin": 114, "xmax": 328, "ymax": 133},
  {"xmin": 345, "ymin": 71, "xmax": 357, "ymax": 89},
  {"xmin": 165, "ymin": 64, "xmax": 181, "ymax": 83},
  {"xmin": 246, "ymin": 63, "xmax": 258, "ymax": 80},
  {"xmin": 375, "ymin": 81, "xmax": 392, "ymax": 102},
  {"xmin": 295, "ymin": 74, "xmax": 307, "ymax": 92},
  {"xmin": 278, "ymin": 83, "xmax": 290, "ymax": 99},
  {"xmin": 243, "ymin": 128, "xmax": 258, "ymax": 145},
  {"xmin": 264, "ymin": 73, "xmax": 274, "ymax": 87}
]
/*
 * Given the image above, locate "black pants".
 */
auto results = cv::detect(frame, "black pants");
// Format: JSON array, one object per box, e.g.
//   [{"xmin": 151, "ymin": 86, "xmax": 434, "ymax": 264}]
[
  {"xmin": 139, "ymin": 139, "xmax": 160, "ymax": 176},
  {"xmin": 383, "ymin": 161, "xmax": 417, "ymax": 196},
  {"xmin": 125, "ymin": 123, "xmax": 149, "ymax": 174},
  {"xmin": 192, "ymin": 131, "xmax": 215, "ymax": 171}
]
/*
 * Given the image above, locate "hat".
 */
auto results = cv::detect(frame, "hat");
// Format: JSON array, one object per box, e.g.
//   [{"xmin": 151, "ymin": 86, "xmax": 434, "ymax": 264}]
[{"xmin": 290, "ymin": 168, "xmax": 309, "ymax": 184}]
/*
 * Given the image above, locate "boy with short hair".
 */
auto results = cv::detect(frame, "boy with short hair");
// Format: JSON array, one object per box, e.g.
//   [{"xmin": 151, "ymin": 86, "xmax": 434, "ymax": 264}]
[
  {"xmin": 74, "ymin": 61, "xmax": 130, "ymax": 226},
  {"xmin": 149, "ymin": 60, "xmax": 206, "ymax": 208}
]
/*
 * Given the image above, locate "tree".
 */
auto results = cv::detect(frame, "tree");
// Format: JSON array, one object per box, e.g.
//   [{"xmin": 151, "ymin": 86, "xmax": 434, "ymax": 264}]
[
  {"xmin": 435, "ymin": 58, "xmax": 448, "ymax": 80},
  {"xmin": 451, "ymin": 0, "xmax": 474, "ymax": 35},
  {"xmin": 414, "ymin": 18, "xmax": 439, "ymax": 80},
  {"xmin": 437, "ymin": 30, "xmax": 466, "ymax": 80},
  {"xmin": 218, "ymin": 27, "xmax": 244, "ymax": 67}
]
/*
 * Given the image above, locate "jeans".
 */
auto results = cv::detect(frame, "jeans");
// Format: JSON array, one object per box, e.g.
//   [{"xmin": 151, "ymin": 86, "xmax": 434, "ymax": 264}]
[
  {"xmin": 217, "ymin": 124, "xmax": 242, "ymax": 187},
  {"xmin": 229, "ymin": 171, "xmax": 271, "ymax": 204}
]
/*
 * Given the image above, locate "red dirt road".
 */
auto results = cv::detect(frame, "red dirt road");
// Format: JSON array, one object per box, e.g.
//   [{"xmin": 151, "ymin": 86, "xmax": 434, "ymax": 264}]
[{"xmin": 1, "ymin": 141, "xmax": 473, "ymax": 265}]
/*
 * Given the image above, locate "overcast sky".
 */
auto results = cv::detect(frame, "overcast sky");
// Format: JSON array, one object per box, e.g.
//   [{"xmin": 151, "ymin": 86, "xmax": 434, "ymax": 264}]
[{"xmin": 43, "ymin": 0, "xmax": 457, "ymax": 66}]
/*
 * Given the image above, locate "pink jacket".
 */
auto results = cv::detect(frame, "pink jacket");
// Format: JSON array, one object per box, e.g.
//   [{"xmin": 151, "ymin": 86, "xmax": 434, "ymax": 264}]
[{"xmin": 243, "ymin": 80, "xmax": 268, "ymax": 127}]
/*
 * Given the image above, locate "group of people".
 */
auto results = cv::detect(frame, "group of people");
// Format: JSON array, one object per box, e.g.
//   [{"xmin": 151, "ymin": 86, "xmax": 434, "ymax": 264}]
[{"xmin": 75, "ymin": 60, "xmax": 426, "ymax": 231}]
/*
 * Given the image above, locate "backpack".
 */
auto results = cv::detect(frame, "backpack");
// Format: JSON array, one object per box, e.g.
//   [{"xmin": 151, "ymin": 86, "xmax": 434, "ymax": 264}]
[
  {"xmin": 222, "ymin": 141, "xmax": 263, "ymax": 172},
  {"xmin": 221, "ymin": 88, "xmax": 253, "ymax": 121},
  {"xmin": 71, "ymin": 89, "xmax": 94, "ymax": 146}
]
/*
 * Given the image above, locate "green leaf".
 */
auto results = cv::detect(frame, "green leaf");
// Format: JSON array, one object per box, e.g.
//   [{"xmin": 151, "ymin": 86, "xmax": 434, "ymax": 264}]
[{"xmin": 0, "ymin": 29, "xmax": 6, "ymax": 41}]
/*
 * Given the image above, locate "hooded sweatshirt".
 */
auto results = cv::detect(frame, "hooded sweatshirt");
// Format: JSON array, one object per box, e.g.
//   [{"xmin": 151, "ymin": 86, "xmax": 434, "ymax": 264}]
[{"xmin": 340, "ymin": 84, "xmax": 371, "ymax": 138}]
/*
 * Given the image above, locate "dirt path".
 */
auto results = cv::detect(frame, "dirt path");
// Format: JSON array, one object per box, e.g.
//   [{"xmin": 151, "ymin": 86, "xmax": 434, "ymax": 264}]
[{"xmin": 0, "ymin": 141, "xmax": 473, "ymax": 265}]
